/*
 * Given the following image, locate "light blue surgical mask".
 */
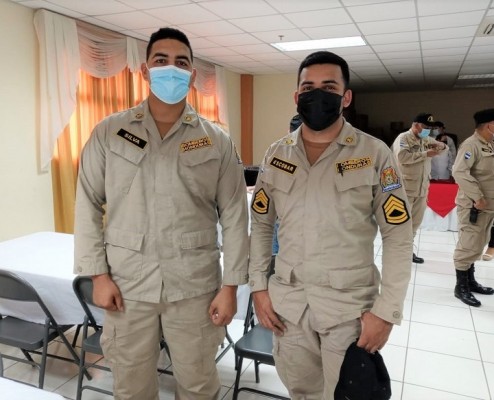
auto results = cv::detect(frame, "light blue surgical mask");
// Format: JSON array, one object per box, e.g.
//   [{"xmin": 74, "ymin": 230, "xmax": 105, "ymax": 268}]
[
  {"xmin": 430, "ymin": 129, "xmax": 440, "ymax": 138},
  {"xmin": 148, "ymin": 65, "xmax": 191, "ymax": 104},
  {"xmin": 419, "ymin": 128, "xmax": 431, "ymax": 138}
]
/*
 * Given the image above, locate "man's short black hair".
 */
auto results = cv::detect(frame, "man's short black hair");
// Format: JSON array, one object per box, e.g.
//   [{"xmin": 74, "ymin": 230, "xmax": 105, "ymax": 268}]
[
  {"xmin": 297, "ymin": 51, "xmax": 350, "ymax": 88},
  {"xmin": 146, "ymin": 27, "xmax": 193, "ymax": 62}
]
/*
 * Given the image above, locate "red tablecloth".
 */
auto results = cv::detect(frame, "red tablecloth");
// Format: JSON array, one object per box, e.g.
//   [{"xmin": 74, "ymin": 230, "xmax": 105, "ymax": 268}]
[{"xmin": 427, "ymin": 181, "xmax": 458, "ymax": 217}]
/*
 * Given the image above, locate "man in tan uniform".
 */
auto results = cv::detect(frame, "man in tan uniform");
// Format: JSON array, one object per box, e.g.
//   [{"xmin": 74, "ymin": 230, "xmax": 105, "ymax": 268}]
[
  {"xmin": 452, "ymin": 109, "xmax": 494, "ymax": 307},
  {"xmin": 392, "ymin": 113, "xmax": 448, "ymax": 264},
  {"xmin": 74, "ymin": 28, "xmax": 249, "ymax": 400},
  {"xmin": 249, "ymin": 51, "xmax": 413, "ymax": 400}
]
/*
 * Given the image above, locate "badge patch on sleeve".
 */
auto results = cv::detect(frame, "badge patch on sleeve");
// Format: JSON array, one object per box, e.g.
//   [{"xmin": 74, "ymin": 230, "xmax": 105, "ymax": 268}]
[
  {"xmin": 464, "ymin": 151, "xmax": 471, "ymax": 159},
  {"xmin": 180, "ymin": 136, "xmax": 212, "ymax": 152},
  {"xmin": 380, "ymin": 166, "xmax": 402, "ymax": 192},
  {"xmin": 335, "ymin": 157, "xmax": 372, "ymax": 174},
  {"xmin": 270, "ymin": 157, "xmax": 297, "ymax": 174},
  {"xmin": 116, "ymin": 129, "xmax": 147, "ymax": 149},
  {"xmin": 252, "ymin": 189, "xmax": 270, "ymax": 214},
  {"xmin": 382, "ymin": 194, "xmax": 410, "ymax": 225}
]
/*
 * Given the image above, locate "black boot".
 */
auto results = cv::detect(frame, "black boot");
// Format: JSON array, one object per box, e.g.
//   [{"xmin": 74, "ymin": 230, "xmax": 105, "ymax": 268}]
[
  {"xmin": 413, "ymin": 253, "xmax": 424, "ymax": 264},
  {"xmin": 468, "ymin": 265, "xmax": 494, "ymax": 295},
  {"xmin": 455, "ymin": 269, "xmax": 481, "ymax": 307}
]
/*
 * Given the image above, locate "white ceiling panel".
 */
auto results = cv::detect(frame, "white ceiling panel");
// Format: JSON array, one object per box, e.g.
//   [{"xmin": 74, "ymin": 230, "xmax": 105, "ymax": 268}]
[{"xmin": 10, "ymin": 0, "xmax": 494, "ymax": 92}]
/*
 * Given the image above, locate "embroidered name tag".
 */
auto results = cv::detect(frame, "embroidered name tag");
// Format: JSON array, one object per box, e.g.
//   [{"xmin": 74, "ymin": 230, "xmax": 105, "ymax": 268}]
[
  {"xmin": 335, "ymin": 157, "xmax": 372, "ymax": 174},
  {"xmin": 180, "ymin": 137, "xmax": 212, "ymax": 152},
  {"xmin": 270, "ymin": 157, "xmax": 297, "ymax": 174},
  {"xmin": 116, "ymin": 129, "xmax": 147, "ymax": 149}
]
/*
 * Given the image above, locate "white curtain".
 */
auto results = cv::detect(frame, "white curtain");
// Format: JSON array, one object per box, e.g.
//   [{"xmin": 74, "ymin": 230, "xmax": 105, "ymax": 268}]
[{"xmin": 34, "ymin": 9, "xmax": 225, "ymax": 172}]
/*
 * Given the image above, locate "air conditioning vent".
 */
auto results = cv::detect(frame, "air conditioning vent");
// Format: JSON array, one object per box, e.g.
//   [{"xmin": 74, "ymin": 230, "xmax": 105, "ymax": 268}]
[{"xmin": 477, "ymin": 17, "xmax": 494, "ymax": 36}]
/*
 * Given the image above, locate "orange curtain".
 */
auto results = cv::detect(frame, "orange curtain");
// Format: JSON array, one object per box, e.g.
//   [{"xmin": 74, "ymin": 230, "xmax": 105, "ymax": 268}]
[{"xmin": 51, "ymin": 69, "xmax": 220, "ymax": 233}]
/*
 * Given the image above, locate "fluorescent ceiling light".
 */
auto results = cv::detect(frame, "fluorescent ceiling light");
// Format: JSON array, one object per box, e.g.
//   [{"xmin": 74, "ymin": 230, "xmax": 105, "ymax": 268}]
[
  {"xmin": 271, "ymin": 36, "xmax": 366, "ymax": 52},
  {"xmin": 454, "ymin": 83, "xmax": 494, "ymax": 88},
  {"xmin": 457, "ymin": 73, "xmax": 494, "ymax": 80}
]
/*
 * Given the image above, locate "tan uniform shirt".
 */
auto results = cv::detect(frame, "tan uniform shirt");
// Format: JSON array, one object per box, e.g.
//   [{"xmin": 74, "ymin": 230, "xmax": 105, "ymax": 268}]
[
  {"xmin": 392, "ymin": 129, "xmax": 448, "ymax": 197},
  {"xmin": 452, "ymin": 132, "xmax": 494, "ymax": 211},
  {"xmin": 249, "ymin": 121, "xmax": 413, "ymax": 329},
  {"xmin": 74, "ymin": 100, "xmax": 249, "ymax": 303}
]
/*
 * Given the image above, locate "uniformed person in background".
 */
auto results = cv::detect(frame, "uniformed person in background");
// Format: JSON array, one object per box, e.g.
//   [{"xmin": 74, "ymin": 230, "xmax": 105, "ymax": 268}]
[
  {"xmin": 392, "ymin": 113, "xmax": 448, "ymax": 264},
  {"xmin": 452, "ymin": 109, "xmax": 494, "ymax": 307},
  {"xmin": 74, "ymin": 27, "xmax": 248, "ymax": 400},
  {"xmin": 248, "ymin": 51, "xmax": 413, "ymax": 400}
]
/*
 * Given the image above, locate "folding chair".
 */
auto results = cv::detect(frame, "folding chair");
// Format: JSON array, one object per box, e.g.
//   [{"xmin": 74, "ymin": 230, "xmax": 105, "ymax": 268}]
[
  {"xmin": 73, "ymin": 276, "xmax": 173, "ymax": 400},
  {"xmin": 0, "ymin": 269, "xmax": 85, "ymax": 389},
  {"xmin": 232, "ymin": 257, "xmax": 289, "ymax": 400}
]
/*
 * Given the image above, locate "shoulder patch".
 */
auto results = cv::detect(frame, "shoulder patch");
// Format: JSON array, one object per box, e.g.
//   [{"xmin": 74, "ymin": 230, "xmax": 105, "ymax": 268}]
[
  {"xmin": 180, "ymin": 136, "xmax": 212, "ymax": 152},
  {"xmin": 464, "ymin": 151, "xmax": 471, "ymax": 159},
  {"xmin": 270, "ymin": 157, "xmax": 297, "ymax": 174},
  {"xmin": 116, "ymin": 129, "xmax": 147, "ymax": 149},
  {"xmin": 380, "ymin": 166, "xmax": 402, "ymax": 192},
  {"xmin": 252, "ymin": 189, "xmax": 270, "ymax": 215},
  {"xmin": 382, "ymin": 194, "xmax": 410, "ymax": 225}
]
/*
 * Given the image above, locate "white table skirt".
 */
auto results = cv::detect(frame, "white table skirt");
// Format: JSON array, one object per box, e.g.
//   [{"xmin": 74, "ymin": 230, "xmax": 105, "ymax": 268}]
[
  {"xmin": 0, "ymin": 377, "xmax": 65, "ymax": 399},
  {"xmin": 420, "ymin": 206, "xmax": 458, "ymax": 232},
  {"xmin": 0, "ymin": 232, "xmax": 249, "ymax": 324}
]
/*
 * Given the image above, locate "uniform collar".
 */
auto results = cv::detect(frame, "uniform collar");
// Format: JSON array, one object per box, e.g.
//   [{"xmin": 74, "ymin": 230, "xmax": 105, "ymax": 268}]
[
  {"xmin": 281, "ymin": 118, "xmax": 358, "ymax": 147},
  {"xmin": 130, "ymin": 100, "xmax": 199, "ymax": 128},
  {"xmin": 474, "ymin": 131, "xmax": 491, "ymax": 144}
]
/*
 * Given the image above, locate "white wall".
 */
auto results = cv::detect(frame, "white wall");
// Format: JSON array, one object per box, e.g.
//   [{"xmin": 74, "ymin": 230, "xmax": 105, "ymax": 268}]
[
  {"xmin": 0, "ymin": 0, "xmax": 54, "ymax": 241},
  {"xmin": 224, "ymin": 70, "xmax": 241, "ymax": 150}
]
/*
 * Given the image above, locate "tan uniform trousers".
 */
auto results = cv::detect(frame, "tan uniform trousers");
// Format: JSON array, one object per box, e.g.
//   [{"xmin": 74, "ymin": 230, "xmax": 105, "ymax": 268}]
[
  {"xmin": 454, "ymin": 206, "xmax": 494, "ymax": 270},
  {"xmin": 273, "ymin": 307, "xmax": 361, "ymax": 400},
  {"xmin": 407, "ymin": 195, "xmax": 428, "ymax": 238},
  {"xmin": 100, "ymin": 291, "xmax": 224, "ymax": 400}
]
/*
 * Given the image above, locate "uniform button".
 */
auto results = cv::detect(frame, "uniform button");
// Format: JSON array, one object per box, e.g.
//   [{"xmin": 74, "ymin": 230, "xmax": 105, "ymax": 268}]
[
  {"xmin": 249, "ymin": 281, "xmax": 254, "ymax": 287},
  {"xmin": 184, "ymin": 115, "xmax": 193, "ymax": 122},
  {"xmin": 135, "ymin": 112, "xmax": 143, "ymax": 119},
  {"xmin": 393, "ymin": 311, "xmax": 401, "ymax": 319}
]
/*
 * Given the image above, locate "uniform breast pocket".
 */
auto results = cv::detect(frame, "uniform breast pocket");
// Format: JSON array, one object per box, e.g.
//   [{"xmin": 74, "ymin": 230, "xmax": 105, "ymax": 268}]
[
  {"xmin": 334, "ymin": 171, "xmax": 377, "ymax": 228},
  {"xmin": 104, "ymin": 227, "xmax": 144, "ymax": 280},
  {"xmin": 178, "ymin": 149, "xmax": 221, "ymax": 197},
  {"xmin": 107, "ymin": 138, "xmax": 146, "ymax": 194},
  {"xmin": 259, "ymin": 168, "xmax": 295, "ymax": 217}
]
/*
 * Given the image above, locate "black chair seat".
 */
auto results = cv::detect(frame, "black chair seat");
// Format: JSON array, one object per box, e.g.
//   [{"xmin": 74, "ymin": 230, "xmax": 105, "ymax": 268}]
[{"xmin": 235, "ymin": 325, "xmax": 275, "ymax": 366}]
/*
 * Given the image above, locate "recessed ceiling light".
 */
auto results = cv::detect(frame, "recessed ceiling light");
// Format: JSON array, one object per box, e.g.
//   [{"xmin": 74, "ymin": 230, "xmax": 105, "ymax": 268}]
[
  {"xmin": 271, "ymin": 36, "xmax": 366, "ymax": 52},
  {"xmin": 457, "ymin": 74, "xmax": 494, "ymax": 79}
]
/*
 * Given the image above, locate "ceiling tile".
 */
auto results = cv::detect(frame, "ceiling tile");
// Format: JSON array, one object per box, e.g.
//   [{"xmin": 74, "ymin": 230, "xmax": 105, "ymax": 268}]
[
  {"xmin": 230, "ymin": 15, "xmax": 295, "ymax": 32},
  {"xmin": 148, "ymin": 3, "xmax": 219, "ymax": 24},
  {"xmin": 118, "ymin": 0, "xmax": 190, "ymax": 8},
  {"xmin": 252, "ymin": 29, "xmax": 310, "ymax": 43},
  {"xmin": 422, "ymin": 47, "xmax": 469, "ymax": 57},
  {"xmin": 365, "ymin": 31, "xmax": 419, "ymax": 45},
  {"xmin": 472, "ymin": 36, "xmax": 494, "ymax": 45},
  {"xmin": 371, "ymin": 42, "xmax": 420, "ymax": 52},
  {"xmin": 180, "ymin": 20, "xmax": 243, "ymax": 36},
  {"xmin": 419, "ymin": 10, "xmax": 484, "ymax": 30},
  {"xmin": 303, "ymin": 24, "xmax": 361, "ymax": 39},
  {"xmin": 285, "ymin": 8, "xmax": 352, "ymax": 28},
  {"xmin": 347, "ymin": 1, "xmax": 416, "ymax": 23},
  {"xmin": 266, "ymin": 0, "xmax": 340, "ymax": 13},
  {"xmin": 382, "ymin": 58, "xmax": 423, "ymax": 66},
  {"xmin": 420, "ymin": 37, "xmax": 474, "ymax": 49},
  {"xmin": 15, "ymin": 0, "xmax": 85, "ymax": 18},
  {"xmin": 188, "ymin": 37, "xmax": 222, "ymax": 49},
  {"xmin": 417, "ymin": 0, "xmax": 490, "ymax": 16},
  {"xmin": 420, "ymin": 26, "xmax": 477, "ymax": 41},
  {"xmin": 199, "ymin": 0, "xmax": 278, "ymax": 18},
  {"xmin": 207, "ymin": 33, "xmax": 261, "ymax": 46},
  {"xmin": 378, "ymin": 50, "xmax": 421, "ymax": 60},
  {"xmin": 45, "ymin": 0, "xmax": 133, "ymax": 15},
  {"xmin": 228, "ymin": 44, "xmax": 280, "ymax": 55},
  {"xmin": 95, "ymin": 11, "xmax": 166, "ymax": 30},
  {"xmin": 79, "ymin": 16, "xmax": 127, "ymax": 32},
  {"xmin": 359, "ymin": 18, "xmax": 417, "ymax": 35},
  {"xmin": 194, "ymin": 46, "xmax": 239, "ymax": 57}
]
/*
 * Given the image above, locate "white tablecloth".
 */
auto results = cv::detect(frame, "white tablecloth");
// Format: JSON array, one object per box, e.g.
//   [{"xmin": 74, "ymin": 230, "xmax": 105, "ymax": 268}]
[
  {"xmin": 420, "ymin": 206, "xmax": 458, "ymax": 232},
  {"xmin": 0, "ymin": 377, "xmax": 64, "ymax": 399},
  {"xmin": 0, "ymin": 232, "xmax": 249, "ymax": 324}
]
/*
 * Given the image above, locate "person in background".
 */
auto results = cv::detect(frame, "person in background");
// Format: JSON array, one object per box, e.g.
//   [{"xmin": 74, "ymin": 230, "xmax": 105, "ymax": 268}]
[
  {"xmin": 74, "ymin": 27, "xmax": 249, "ymax": 400},
  {"xmin": 433, "ymin": 121, "xmax": 458, "ymax": 152},
  {"xmin": 452, "ymin": 108, "xmax": 494, "ymax": 307},
  {"xmin": 431, "ymin": 132, "xmax": 456, "ymax": 180},
  {"xmin": 482, "ymin": 225, "xmax": 494, "ymax": 261},
  {"xmin": 249, "ymin": 50, "xmax": 413, "ymax": 399},
  {"xmin": 392, "ymin": 113, "xmax": 448, "ymax": 264}
]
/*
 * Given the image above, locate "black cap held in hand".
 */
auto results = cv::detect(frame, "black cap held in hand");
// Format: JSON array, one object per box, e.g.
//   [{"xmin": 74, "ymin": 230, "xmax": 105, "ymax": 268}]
[{"xmin": 334, "ymin": 342, "xmax": 391, "ymax": 400}]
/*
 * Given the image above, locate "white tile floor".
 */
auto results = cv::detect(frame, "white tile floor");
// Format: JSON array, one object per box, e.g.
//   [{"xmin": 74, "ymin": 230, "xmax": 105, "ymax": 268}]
[{"xmin": 2, "ymin": 228, "xmax": 494, "ymax": 399}]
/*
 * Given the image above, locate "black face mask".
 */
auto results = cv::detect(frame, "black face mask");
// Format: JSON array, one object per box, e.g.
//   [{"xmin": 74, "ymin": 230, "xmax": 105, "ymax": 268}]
[{"xmin": 297, "ymin": 89, "xmax": 343, "ymax": 131}]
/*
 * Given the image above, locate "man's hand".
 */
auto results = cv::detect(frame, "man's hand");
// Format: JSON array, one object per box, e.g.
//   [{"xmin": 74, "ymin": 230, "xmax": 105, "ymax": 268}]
[
  {"xmin": 252, "ymin": 290, "xmax": 286, "ymax": 336},
  {"xmin": 209, "ymin": 285, "xmax": 237, "ymax": 326},
  {"xmin": 357, "ymin": 312, "xmax": 392, "ymax": 353},
  {"xmin": 426, "ymin": 148, "xmax": 441, "ymax": 157},
  {"xmin": 92, "ymin": 273, "xmax": 124, "ymax": 311},
  {"xmin": 474, "ymin": 197, "xmax": 488, "ymax": 210}
]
